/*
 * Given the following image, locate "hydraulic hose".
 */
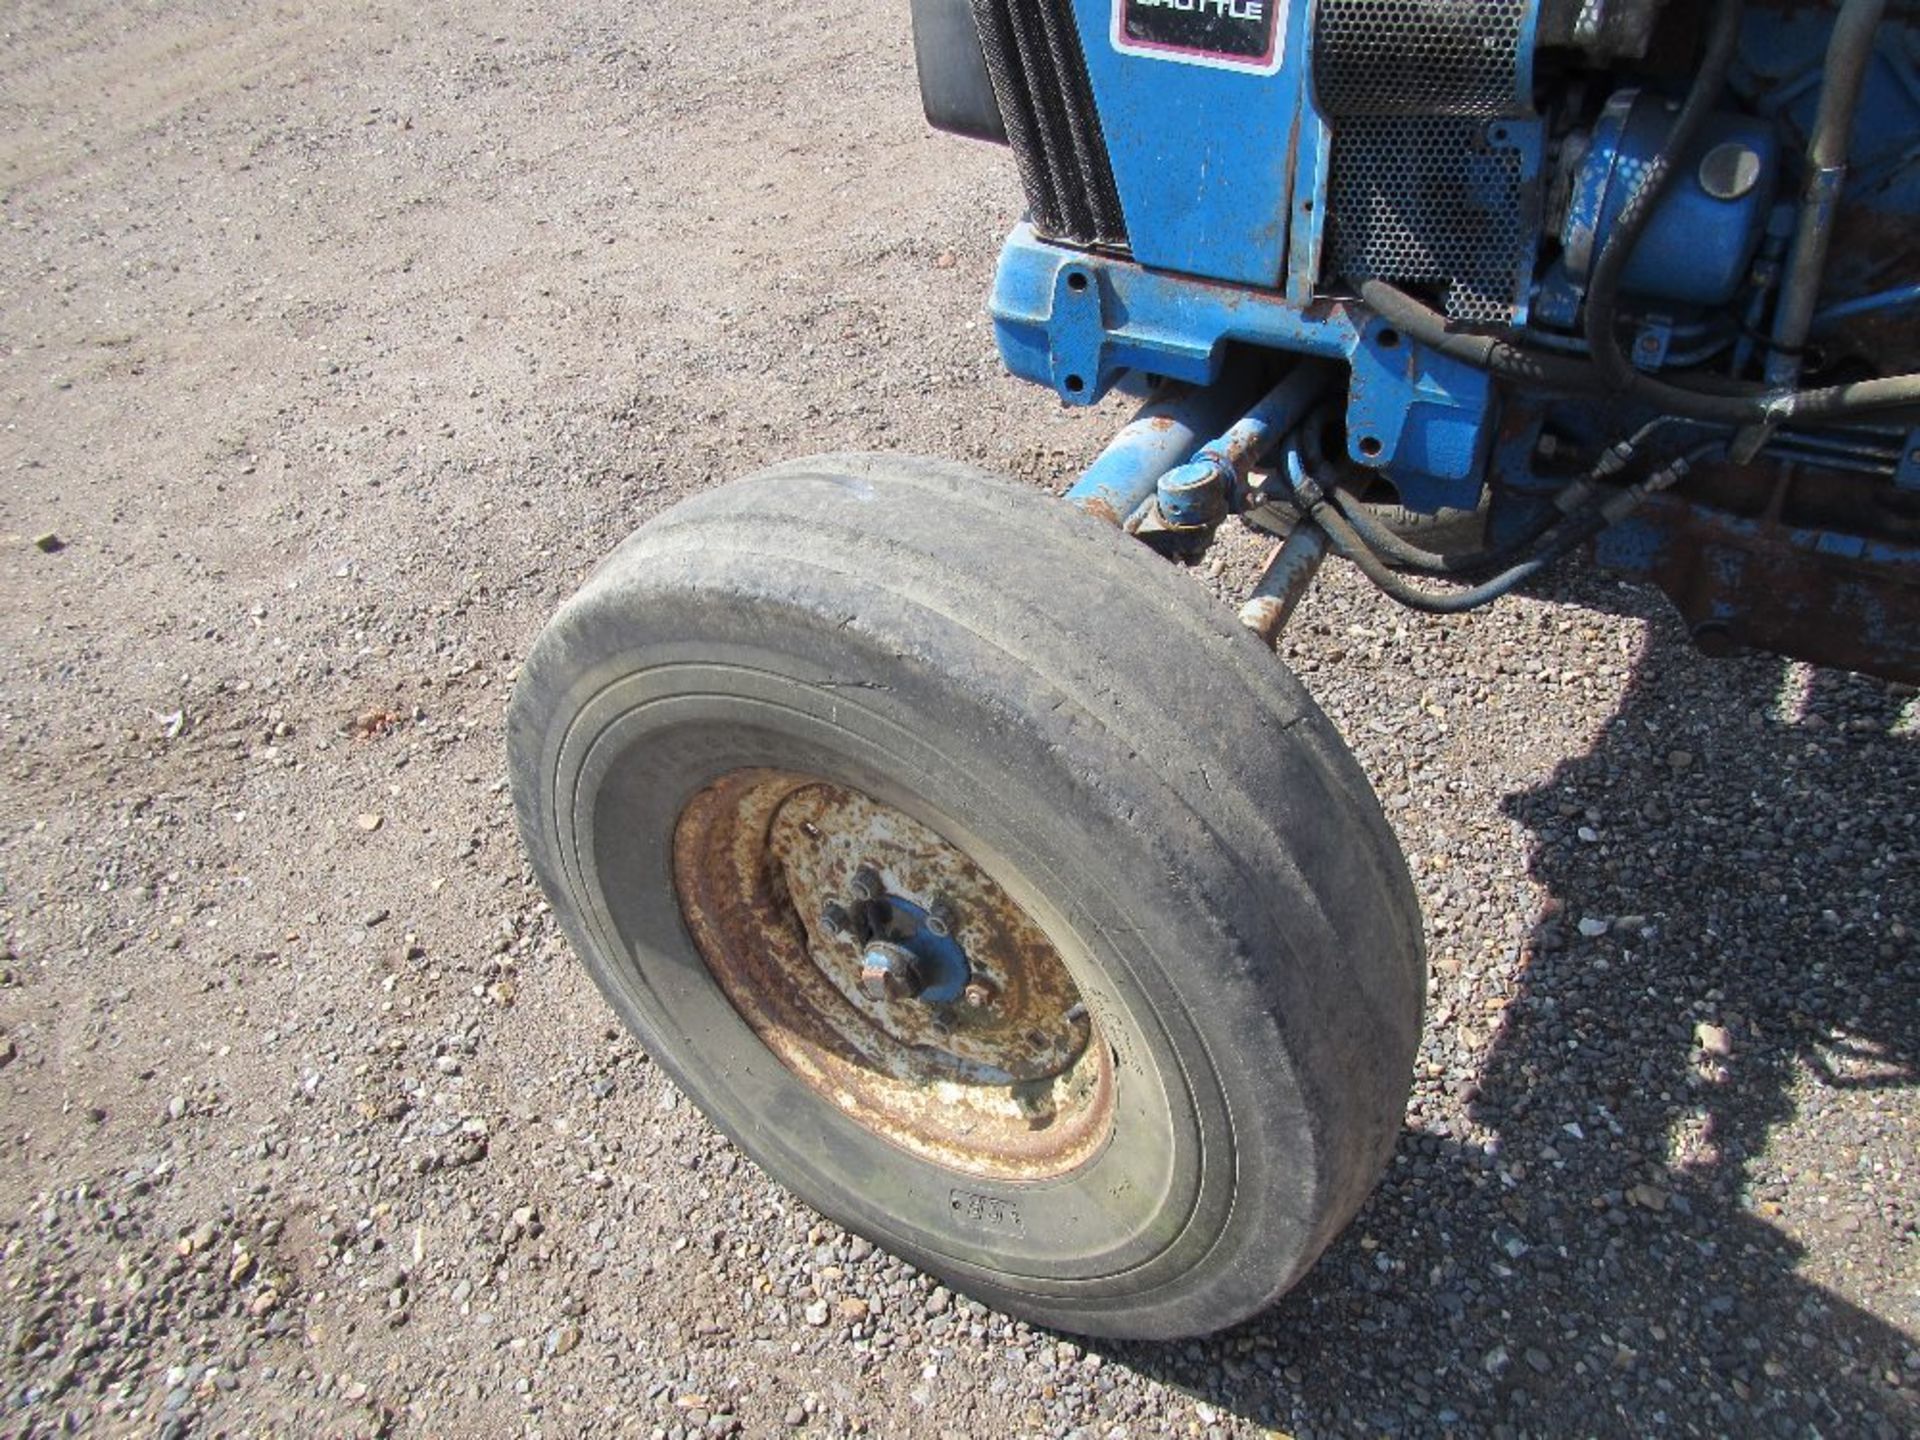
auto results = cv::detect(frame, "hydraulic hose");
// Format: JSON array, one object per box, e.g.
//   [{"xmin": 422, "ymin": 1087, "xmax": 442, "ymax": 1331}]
[
  {"xmin": 1311, "ymin": 502, "xmax": 1599, "ymax": 614},
  {"xmin": 1359, "ymin": 279, "xmax": 1920, "ymax": 426},
  {"xmin": 1284, "ymin": 442, "xmax": 1721, "ymax": 615},
  {"xmin": 1358, "ymin": 280, "xmax": 1604, "ymax": 397},
  {"xmin": 1299, "ymin": 417, "xmax": 1702, "ymax": 579}
]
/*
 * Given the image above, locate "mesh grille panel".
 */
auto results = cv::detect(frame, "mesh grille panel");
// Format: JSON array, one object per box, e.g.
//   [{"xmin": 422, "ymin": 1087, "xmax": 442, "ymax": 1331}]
[
  {"xmin": 1316, "ymin": 0, "xmax": 1537, "ymax": 321},
  {"xmin": 1326, "ymin": 117, "xmax": 1530, "ymax": 323},
  {"xmin": 1315, "ymin": 0, "xmax": 1530, "ymax": 116}
]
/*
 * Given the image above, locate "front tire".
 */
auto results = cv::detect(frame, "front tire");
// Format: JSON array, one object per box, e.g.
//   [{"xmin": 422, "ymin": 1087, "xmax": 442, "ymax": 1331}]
[{"xmin": 507, "ymin": 454, "xmax": 1424, "ymax": 1339}]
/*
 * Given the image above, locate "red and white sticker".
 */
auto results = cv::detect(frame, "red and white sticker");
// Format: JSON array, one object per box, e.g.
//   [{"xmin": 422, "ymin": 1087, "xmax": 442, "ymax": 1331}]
[{"xmin": 1111, "ymin": 0, "xmax": 1286, "ymax": 75}]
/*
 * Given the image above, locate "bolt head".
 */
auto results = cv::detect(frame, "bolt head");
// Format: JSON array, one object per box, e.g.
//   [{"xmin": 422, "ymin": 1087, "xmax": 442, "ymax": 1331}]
[
  {"xmin": 849, "ymin": 867, "xmax": 883, "ymax": 902},
  {"xmin": 859, "ymin": 942, "xmax": 924, "ymax": 1001},
  {"xmin": 820, "ymin": 902, "xmax": 852, "ymax": 940},
  {"xmin": 961, "ymin": 979, "xmax": 997, "ymax": 1010},
  {"xmin": 925, "ymin": 896, "xmax": 957, "ymax": 938}
]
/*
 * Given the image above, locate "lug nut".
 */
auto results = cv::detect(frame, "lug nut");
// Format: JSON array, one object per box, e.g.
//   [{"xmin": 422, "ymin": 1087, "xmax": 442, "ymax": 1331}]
[
  {"xmin": 849, "ymin": 867, "xmax": 883, "ymax": 902},
  {"xmin": 859, "ymin": 941, "xmax": 925, "ymax": 1001},
  {"xmin": 820, "ymin": 902, "xmax": 853, "ymax": 940},
  {"xmin": 925, "ymin": 895, "xmax": 957, "ymax": 938}
]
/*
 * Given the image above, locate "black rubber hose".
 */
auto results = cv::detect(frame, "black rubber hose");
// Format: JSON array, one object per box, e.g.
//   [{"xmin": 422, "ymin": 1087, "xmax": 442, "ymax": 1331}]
[
  {"xmin": 1359, "ymin": 281, "xmax": 1605, "ymax": 396},
  {"xmin": 1285, "ymin": 407, "xmax": 1565, "ymax": 576},
  {"xmin": 1322, "ymin": 414, "xmax": 1711, "ymax": 576},
  {"xmin": 1312, "ymin": 502, "xmax": 1602, "ymax": 614},
  {"xmin": 1297, "ymin": 441, "xmax": 1723, "ymax": 614},
  {"xmin": 1281, "ymin": 415, "xmax": 1466, "ymax": 571},
  {"xmin": 1360, "ymin": 280, "xmax": 1920, "ymax": 425},
  {"xmin": 1279, "ymin": 431, "xmax": 1601, "ymax": 613},
  {"xmin": 1583, "ymin": 0, "xmax": 1746, "ymax": 394},
  {"xmin": 1324, "ymin": 485, "xmax": 1556, "ymax": 576}
]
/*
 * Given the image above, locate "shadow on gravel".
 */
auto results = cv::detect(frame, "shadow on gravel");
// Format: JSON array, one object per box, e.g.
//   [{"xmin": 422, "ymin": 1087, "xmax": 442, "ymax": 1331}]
[{"xmin": 1100, "ymin": 580, "xmax": 1920, "ymax": 1438}]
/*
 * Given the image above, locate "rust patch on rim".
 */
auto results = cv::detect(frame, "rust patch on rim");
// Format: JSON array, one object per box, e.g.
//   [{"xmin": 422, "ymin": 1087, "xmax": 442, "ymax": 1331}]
[{"xmin": 672, "ymin": 769, "xmax": 1113, "ymax": 1180}]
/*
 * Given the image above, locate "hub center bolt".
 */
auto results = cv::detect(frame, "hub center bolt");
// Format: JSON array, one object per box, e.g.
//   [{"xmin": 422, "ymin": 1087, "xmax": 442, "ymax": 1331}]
[{"xmin": 860, "ymin": 940, "xmax": 926, "ymax": 1001}]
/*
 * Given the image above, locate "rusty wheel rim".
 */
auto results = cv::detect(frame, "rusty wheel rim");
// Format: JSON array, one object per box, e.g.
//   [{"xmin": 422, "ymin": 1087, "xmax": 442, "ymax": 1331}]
[{"xmin": 672, "ymin": 769, "xmax": 1115, "ymax": 1181}]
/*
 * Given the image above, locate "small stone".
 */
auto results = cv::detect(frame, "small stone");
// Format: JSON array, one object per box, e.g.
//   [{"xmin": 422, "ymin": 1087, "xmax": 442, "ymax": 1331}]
[
  {"xmin": 356, "ymin": 813, "xmax": 384, "ymax": 832},
  {"xmin": 1576, "ymin": 917, "xmax": 1611, "ymax": 939},
  {"xmin": 548, "ymin": 1324, "xmax": 581, "ymax": 1356},
  {"xmin": 783, "ymin": 1405, "xmax": 807, "ymax": 1427},
  {"xmin": 1482, "ymin": 1345, "xmax": 1511, "ymax": 1377},
  {"xmin": 1695, "ymin": 1022, "xmax": 1732, "ymax": 1057},
  {"xmin": 1525, "ymin": 1347, "xmax": 1552, "ymax": 1374},
  {"xmin": 361, "ymin": 908, "xmax": 390, "ymax": 927},
  {"xmin": 1668, "ymin": 749, "xmax": 1693, "ymax": 771},
  {"xmin": 1628, "ymin": 1183, "xmax": 1669, "ymax": 1213},
  {"xmin": 803, "ymin": 1299, "xmax": 829, "ymax": 1327},
  {"xmin": 228, "ymin": 1249, "xmax": 257, "ymax": 1286},
  {"xmin": 33, "ymin": 532, "xmax": 64, "ymax": 553},
  {"xmin": 836, "ymin": 1298, "xmax": 868, "ymax": 1321}
]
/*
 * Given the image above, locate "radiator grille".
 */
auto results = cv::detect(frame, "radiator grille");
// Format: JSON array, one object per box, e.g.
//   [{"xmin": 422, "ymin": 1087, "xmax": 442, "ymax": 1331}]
[
  {"xmin": 969, "ymin": 0, "xmax": 1128, "ymax": 247},
  {"xmin": 1316, "ymin": 0, "xmax": 1538, "ymax": 323},
  {"xmin": 1315, "ymin": 0, "xmax": 1530, "ymax": 116}
]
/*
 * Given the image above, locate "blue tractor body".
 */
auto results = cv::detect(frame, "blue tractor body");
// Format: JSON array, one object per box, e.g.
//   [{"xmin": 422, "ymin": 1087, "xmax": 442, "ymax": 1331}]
[{"xmin": 915, "ymin": 0, "xmax": 1920, "ymax": 679}]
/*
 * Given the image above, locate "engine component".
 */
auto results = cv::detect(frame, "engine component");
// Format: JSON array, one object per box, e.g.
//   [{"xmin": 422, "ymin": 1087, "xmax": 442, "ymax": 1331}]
[
  {"xmin": 1559, "ymin": 90, "xmax": 1779, "ymax": 308},
  {"xmin": 1536, "ymin": 0, "xmax": 1670, "ymax": 59}
]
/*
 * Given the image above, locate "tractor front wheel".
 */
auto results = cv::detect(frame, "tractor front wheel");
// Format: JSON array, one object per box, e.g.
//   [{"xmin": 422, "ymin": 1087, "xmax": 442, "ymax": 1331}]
[{"xmin": 507, "ymin": 454, "xmax": 1424, "ymax": 1339}]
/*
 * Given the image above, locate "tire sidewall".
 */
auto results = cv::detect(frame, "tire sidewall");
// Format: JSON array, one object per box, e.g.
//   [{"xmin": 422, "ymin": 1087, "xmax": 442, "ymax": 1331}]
[
  {"xmin": 515, "ymin": 607, "xmax": 1321, "ymax": 1336},
  {"xmin": 508, "ymin": 456, "xmax": 1422, "ymax": 1339}
]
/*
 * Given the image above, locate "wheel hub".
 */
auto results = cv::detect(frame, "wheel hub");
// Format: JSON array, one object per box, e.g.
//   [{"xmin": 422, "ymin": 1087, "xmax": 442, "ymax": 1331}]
[{"xmin": 671, "ymin": 769, "xmax": 1114, "ymax": 1180}]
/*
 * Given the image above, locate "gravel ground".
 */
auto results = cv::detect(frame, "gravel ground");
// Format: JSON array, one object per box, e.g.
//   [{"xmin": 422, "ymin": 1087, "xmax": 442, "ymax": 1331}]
[{"xmin": 2, "ymin": 2, "xmax": 1916, "ymax": 1436}]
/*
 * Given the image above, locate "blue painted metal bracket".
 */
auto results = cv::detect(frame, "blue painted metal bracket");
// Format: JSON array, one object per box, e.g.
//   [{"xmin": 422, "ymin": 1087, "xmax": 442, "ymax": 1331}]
[
  {"xmin": 991, "ymin": 223, "xmax": 1496, "ymax": 512},
  {"xmin": 1347, "ymin": 321, "xmax": 1494, "ymax": 505},
  {"xmin": 990, "ymin": 221, "xmax": 1355, "ymax": 402}
]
